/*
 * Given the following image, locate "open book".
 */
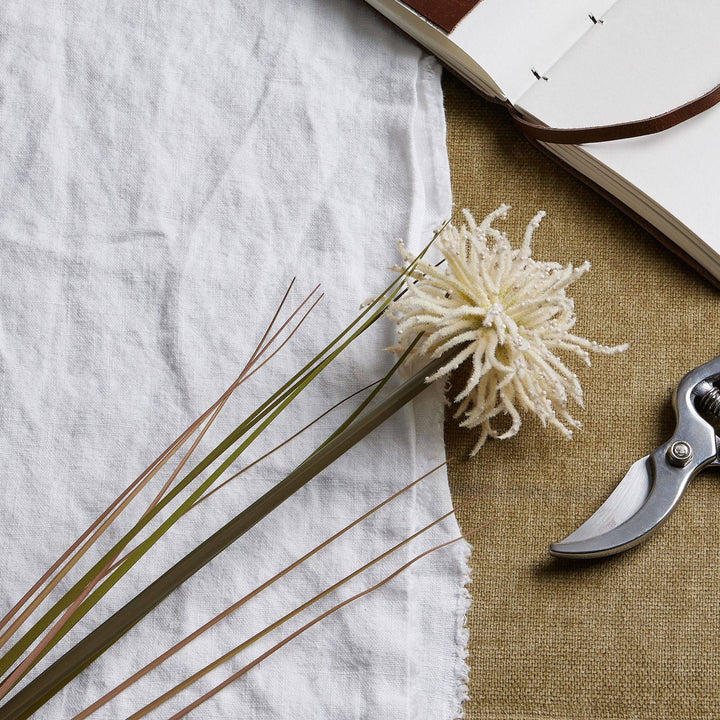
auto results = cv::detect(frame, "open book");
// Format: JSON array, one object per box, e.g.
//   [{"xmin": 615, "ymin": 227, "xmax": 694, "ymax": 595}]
[{"xmin": 365, "ymin": 0, "xmax": 720, "ymax": 284}]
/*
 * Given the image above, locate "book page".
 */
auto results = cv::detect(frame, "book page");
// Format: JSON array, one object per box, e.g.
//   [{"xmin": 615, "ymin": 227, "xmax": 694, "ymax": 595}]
[
  {"xmin": 450, "ymin": 0, "xmax": 618, "ymax": 102},
  {"xmin": 516, "ymin": 0, "xmax": 720, "ymax": 255}
]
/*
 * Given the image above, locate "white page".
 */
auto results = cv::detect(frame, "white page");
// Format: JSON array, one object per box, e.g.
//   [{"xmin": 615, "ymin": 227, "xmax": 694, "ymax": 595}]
[
  {"xmin": 450, "ymin": 0, "xmax": 618, "ymax": 103},
  {"xmin": 516, "ymin": 0, "xmax": 720, "ymax": 256}
]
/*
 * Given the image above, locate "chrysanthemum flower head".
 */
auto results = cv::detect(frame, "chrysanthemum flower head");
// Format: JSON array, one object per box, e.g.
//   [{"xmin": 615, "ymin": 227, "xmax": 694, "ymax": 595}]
[{"xmin": 389, "ymin": 205, "xmax": 628, "ymax": 454}]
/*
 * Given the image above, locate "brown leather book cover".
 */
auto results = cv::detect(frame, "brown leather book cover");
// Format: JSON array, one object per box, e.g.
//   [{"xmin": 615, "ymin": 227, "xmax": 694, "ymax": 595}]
[{"xmin": 402, "ymin": 0, "xmax": 481, "ymax": 32}]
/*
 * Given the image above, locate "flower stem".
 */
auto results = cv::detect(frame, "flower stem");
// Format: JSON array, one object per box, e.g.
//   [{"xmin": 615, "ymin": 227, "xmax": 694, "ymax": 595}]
[
  {"xmin": 0, "ymin": 353, "xmax": 446, "ymax": 720},
  {"xmin": 0, "ymin": 278, "xmax": 393, "ymax": 684}
]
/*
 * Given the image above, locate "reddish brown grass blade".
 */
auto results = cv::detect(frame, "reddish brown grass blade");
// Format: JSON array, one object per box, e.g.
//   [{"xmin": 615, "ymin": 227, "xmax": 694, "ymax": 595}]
[
  {"xmin": 0, "ymin": 282, "xmax": 321, "ymax": 697},
  {"xmin": 71, "ymin": 464, "xmax": 448, "ymax": 719},
  {"xmin": 0, "ymin": 280, "xmax": 304, "ymax": 646},
  {"xmin": 169, "ymin": 516, "xmax": 494, "ymax": 719}
]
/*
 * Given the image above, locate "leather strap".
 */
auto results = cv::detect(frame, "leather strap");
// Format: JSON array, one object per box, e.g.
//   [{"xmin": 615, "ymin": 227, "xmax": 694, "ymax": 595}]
[{"xmin": 511, "ymin": 81, "xmax": 720, "ymax": 144}]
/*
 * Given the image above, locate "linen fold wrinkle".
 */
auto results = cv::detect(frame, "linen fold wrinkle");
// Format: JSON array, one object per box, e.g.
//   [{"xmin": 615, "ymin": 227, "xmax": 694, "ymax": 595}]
[{"xmin": 0, "ymin": 1, "xmax": 466, "ymax": 717}]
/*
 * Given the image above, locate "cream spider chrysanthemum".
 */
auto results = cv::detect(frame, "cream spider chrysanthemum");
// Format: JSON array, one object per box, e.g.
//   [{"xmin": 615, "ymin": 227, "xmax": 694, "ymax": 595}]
[{"xmin": 389, "ymin": 205, "xmax": 628, "ymax": 454}]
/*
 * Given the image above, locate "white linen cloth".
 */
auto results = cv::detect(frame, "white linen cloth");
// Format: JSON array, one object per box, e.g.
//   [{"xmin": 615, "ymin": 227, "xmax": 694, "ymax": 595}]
[{"xmin": 0, "ymin": 1, "xmax": 469, "ymax": 718}]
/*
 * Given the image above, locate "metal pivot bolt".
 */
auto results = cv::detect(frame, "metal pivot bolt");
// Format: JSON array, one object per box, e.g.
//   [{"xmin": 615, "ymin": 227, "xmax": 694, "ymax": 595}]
[{"xmin": 667, "ymin": 441, "xmax": 693, "ymax": 467}]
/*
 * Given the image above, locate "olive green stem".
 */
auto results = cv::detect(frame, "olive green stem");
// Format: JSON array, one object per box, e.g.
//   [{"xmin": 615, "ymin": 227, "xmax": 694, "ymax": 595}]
[
  {"xmin": 0, "ymin": 273, "xmax": 397, "ymax": 683},
  {"xmin": 0, "ymin": 354, "xmax": 446, "ymax": 720}
]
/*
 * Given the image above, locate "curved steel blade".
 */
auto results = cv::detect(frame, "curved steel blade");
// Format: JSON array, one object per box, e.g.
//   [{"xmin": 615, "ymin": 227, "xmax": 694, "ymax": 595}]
[
  {"xmin": 550, "ymin": 446, "xmax": 707, "ymax": 559},
  {"xmin": 552, "ymin": 457, "xmax": 652, "ymax": 547}
]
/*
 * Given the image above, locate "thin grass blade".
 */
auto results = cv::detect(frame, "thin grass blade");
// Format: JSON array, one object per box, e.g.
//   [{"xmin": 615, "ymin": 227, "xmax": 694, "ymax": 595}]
[{"xmin": 0, "ymin": 352, "xmax": 447, "ymax": 720}]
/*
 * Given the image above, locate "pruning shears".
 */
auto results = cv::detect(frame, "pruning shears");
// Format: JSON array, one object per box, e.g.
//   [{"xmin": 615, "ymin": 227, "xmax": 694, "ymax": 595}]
[{"xmin": 550, "ymin": 355, "xmax": 720, "ymax": 559}]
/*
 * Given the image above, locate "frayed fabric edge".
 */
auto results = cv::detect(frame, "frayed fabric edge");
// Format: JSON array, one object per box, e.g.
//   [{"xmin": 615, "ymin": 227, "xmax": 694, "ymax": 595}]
[{"xmin": 451, "ymin": 538, "xmax": 473, "ymax": 719}]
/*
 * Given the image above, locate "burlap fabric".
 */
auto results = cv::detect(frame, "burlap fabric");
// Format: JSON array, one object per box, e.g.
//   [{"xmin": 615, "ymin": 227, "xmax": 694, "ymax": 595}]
[{"xmin": 443, "ymin": 74, "xmax": 720, "ymax": 720}]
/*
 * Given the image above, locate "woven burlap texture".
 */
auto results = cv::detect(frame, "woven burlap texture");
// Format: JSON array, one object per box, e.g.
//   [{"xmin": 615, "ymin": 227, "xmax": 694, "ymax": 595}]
[{"xmin": 443, "ymin": 74, "xmax": 720, "ymax": 720}]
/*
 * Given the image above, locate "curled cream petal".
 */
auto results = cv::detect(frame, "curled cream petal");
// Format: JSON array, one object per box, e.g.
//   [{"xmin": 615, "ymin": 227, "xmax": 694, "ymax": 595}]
[{"xmin": 389, "ymin": 207, "xmax": 627, "ymax": 454}]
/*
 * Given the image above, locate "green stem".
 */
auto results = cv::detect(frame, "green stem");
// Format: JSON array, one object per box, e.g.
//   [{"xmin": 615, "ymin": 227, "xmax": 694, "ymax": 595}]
[
  {"xmin": 0, "ymin": 355, "xmax": 445, "ymax": 720},
  {"xmin": 316, "ymin": 335, "xmax": 421, "ymax": 452},
  {"xmin": 0, "ymin": 291, "xmax": 395, "ymax": 685}
]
